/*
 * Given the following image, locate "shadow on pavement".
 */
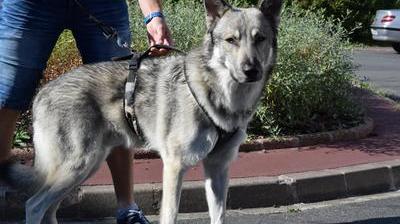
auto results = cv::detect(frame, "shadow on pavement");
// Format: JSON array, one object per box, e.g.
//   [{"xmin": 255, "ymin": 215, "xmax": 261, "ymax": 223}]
[{"xmin": 330, "ymin": 216, "xmax": 400, "ymax": 224}]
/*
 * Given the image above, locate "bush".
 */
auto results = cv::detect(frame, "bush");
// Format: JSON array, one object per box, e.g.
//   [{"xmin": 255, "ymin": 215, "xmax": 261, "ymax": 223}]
[
  {"xmin": 286, "ymin": 0, "xmax": 400, "ymax": 43},
  {"xmin": 249, "ymin": 5, "xmax": 363, "ymax": 137}
]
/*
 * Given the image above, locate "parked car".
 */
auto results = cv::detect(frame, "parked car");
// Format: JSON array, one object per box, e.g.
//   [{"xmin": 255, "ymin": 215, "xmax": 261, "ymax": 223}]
[{"xmin": 371, "ymin": 9, "xmax": 400, "ymax": 53}]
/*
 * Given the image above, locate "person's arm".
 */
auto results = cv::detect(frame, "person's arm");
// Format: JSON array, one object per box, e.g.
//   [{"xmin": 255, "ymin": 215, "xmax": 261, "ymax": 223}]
[
  {"xmin": 138, "ymin": 0, "xmax": 172, "ymax": 55},
  {"xmin": 138, "ymin": 0, "xmax": 162, "ymax": 16}
]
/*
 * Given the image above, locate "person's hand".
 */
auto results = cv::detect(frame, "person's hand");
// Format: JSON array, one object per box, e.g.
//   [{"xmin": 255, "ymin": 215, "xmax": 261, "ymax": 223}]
[{"xmin": 146, "ymin": 17, "xmax": 173, "ymax": 56}]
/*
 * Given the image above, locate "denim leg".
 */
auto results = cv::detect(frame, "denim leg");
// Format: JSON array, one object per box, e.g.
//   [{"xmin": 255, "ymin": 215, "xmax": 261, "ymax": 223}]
[{"xmin": 0, "ymin": 0, "xmax": 66, "ymax": 110}]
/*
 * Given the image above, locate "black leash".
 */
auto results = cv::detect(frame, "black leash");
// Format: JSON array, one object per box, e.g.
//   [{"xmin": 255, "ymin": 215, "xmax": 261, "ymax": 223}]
[{"xmin": 73, "ymin": 0, "xmax": 120, "ymax": 44}]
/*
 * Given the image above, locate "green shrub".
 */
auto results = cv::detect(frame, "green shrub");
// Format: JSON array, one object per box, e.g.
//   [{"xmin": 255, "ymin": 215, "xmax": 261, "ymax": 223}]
[
  {"xmin": 249, "ymin": 5, "xmax": 363, "ymax": 137},
  {"xmin": 287, "ymin": 0, "xmax": 400, "ymax": 43}
]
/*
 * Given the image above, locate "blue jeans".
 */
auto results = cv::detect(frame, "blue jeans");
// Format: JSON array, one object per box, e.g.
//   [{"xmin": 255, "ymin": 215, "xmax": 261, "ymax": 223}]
[{"xmin": 0, "ymin": 0, "xmax": 131, "ymax": 111}]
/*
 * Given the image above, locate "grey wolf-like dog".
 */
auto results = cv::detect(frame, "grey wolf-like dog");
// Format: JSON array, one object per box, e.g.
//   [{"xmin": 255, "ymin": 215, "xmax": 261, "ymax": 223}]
[{"xmin": 1, "ymin": 0, "xmax": 282, "ymax": 223}]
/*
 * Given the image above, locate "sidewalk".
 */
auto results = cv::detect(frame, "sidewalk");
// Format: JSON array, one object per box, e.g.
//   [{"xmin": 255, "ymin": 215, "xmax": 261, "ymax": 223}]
[{"xmin": 2, "ymin": 89, "xmax": 400, "ymax": 221}]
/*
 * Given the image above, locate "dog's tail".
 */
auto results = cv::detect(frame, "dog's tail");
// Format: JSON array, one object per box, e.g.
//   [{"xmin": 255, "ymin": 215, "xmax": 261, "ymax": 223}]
[{"xmin": 0, "ymin": 161, "xmax": 43, "ymax": 195}]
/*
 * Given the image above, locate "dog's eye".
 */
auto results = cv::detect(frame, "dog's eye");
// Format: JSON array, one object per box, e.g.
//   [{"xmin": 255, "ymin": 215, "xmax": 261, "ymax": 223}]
[{"xmin": 225, "ymin": 37, "xmax": 237, "ymax": 45}]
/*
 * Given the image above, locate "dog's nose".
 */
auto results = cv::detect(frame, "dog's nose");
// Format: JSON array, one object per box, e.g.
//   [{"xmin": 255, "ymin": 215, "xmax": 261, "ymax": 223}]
[{"xmin": 242, "ymin": 63, "xmax": 260, "ymax": 82}]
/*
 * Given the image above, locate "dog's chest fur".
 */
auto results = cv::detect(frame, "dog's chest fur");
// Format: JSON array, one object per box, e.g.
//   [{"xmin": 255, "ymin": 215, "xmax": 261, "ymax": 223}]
[{"xmin": 133, "ymin": 54, "xmax": 218, "ymax": 162}]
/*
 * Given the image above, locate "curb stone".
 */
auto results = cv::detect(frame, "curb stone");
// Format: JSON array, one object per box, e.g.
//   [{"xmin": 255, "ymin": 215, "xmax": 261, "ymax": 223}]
[
  {"xmin": 2, "ymin": 159, "xmax": 400, "ymax": 221},
  {"xmin": 240, "ymin": 117, "xmax": 374, "ymax": 152}
]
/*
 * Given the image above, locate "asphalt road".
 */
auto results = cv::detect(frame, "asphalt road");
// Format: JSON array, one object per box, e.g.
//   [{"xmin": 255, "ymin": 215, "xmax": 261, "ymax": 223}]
[
  {"xmin": 56, "ymin": 191, "xmax": 400, "ymax": 224},
  {"xmin": 353, "ymin": 47, "xmax": 400, "ymax": 99}
]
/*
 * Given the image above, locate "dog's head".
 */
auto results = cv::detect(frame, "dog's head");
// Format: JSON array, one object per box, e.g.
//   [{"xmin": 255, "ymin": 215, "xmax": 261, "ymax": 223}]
[{"xmin": 204, "ymin": 0, "xmax": 282, "ymax": 83}]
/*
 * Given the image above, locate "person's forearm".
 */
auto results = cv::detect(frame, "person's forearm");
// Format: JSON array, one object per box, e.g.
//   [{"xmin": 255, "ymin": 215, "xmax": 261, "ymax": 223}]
[{"xmin": 138, "ymin": 0, "xmax": 163, "ymax": 16}]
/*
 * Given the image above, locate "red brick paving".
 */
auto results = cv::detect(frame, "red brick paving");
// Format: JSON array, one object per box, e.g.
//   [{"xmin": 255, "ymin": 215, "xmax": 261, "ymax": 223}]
[{"xmin": 84, "ymin": 90, "xmax": 400, "ymax": 185}]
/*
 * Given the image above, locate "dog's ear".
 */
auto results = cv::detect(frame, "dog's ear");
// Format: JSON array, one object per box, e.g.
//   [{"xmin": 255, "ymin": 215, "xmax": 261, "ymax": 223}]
[
  {"xmin": 204, "ymin": 0, "xmax": 232, "ymax": 30},
  {"xmin": 259, "ymin": 0, "xmax": 282, "ymax": 29}
]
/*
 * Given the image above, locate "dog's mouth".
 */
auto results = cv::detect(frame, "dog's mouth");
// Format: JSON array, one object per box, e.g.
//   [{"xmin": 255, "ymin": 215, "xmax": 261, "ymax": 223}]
[
  {"xmin": 232, "ymin": 69, "xmax": 262, "ymax": 83},
  {"xmin": 231, "ymin": 72, "xmax": 262, "ymax": 83}
]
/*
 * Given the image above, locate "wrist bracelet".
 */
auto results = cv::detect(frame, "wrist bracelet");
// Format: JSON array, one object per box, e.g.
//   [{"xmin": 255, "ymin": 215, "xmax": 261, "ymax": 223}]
[{"xmin": 144, "ymin": 12, "xmax": 164, "ymax": 25}]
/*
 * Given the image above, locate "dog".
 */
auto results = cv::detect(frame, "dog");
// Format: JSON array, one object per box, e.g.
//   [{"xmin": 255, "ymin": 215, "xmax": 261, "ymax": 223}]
[{"xmin": 0, "ymin": 0, "xmax": 282, "ymax": 223}]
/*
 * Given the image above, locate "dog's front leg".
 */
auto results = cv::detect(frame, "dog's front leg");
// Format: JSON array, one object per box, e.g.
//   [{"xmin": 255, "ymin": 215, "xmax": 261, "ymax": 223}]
[
  {"xmin": 203, "ymin": 130, "xmax": 246, "ymax": 224},
  {"xmin": 160, "ymin": 160, "xmax": 186, "ymax": 224},
  {"xmin": 203, "ymin": 158, "xmax": 229, "ymax": 224}
]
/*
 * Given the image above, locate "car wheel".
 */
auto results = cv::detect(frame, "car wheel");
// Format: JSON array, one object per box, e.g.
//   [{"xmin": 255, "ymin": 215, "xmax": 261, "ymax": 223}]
[{"xmin": 392, "ymin": 43, "xmax": 400, "ymax": 54}]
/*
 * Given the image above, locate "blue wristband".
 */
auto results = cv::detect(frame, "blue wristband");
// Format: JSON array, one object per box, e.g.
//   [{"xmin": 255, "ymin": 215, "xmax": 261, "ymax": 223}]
[{"xmin": 144, "ymin": 12, "xmax": 164, "ymax": 25}]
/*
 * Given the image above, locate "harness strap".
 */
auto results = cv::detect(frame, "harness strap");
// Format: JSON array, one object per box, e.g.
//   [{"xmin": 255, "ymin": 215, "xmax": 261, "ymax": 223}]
[{"xmin": 124, "ymin": 45, "xmax": 185, "ymax": 138}]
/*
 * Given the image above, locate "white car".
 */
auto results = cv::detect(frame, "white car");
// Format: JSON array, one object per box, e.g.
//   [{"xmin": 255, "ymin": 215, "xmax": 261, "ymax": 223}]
[{"xmin": 371, "ymin": 9, "xmax": 400, "ymax": 53}]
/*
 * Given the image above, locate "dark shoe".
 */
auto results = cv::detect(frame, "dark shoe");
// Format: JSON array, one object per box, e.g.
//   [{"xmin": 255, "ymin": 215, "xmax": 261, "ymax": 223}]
[{"xmin": 116, "ymin": 207, "xmax": 151, "ymax": 224}]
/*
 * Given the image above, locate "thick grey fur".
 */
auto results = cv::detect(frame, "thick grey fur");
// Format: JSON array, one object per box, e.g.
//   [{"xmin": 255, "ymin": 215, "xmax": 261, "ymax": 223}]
[{"xmin": 1, "ymin": 0, "xmax": 282, "ymax": 223}]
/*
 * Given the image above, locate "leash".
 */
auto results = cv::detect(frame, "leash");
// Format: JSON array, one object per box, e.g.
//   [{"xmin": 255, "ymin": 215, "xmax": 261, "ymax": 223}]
[{"xmin": 73, "ymin": 0, "xmax": 121, "ymax": 45}]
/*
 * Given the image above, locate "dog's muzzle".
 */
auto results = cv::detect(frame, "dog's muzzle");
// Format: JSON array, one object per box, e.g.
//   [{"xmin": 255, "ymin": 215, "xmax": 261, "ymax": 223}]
[{"xmin": 242, "ymin": 62, "xmax": 262, "ymax": 82}]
